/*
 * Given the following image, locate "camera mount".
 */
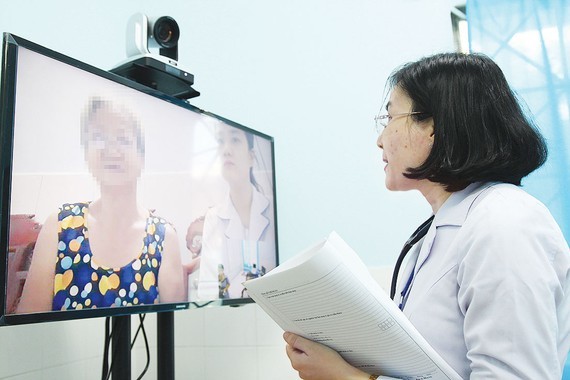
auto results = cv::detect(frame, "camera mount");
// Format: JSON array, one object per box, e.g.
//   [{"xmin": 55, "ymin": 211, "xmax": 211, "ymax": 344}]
[{"xmin": 110, "ymin": 13, "xmax": 200, "ymax": 100}]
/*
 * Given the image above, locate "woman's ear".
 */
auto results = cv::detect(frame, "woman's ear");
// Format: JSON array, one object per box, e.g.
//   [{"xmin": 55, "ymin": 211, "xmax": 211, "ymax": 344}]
[
  {"xmin": 423, "ymin": 119, "xmax": 435, "ymax": 150},
  {"xmin": 424, "ymin": 117, "xmax": 435, "ymax": 138}
]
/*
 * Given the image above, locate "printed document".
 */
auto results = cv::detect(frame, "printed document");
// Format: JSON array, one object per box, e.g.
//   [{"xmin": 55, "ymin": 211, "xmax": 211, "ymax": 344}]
[{"xmin": 243, "ymin": 231, "xmax": 462, "ymax": 380}]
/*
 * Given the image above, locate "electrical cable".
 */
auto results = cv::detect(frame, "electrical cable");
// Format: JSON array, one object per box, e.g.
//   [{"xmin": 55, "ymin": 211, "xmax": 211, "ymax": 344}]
[
  {"xmin": 100, "ymin": 314, "xmax": 151, "ymax": 380},
  {"xmin": 131, "ymin": 314, "xmax": 150, "ymax": 380},
  {"xmin": 103, "ymin": 317, "xmax": 123, "ymax": 380},
  {"xmin": 190, "ymin": 300, "xmax": 215, "ymax": 308}
]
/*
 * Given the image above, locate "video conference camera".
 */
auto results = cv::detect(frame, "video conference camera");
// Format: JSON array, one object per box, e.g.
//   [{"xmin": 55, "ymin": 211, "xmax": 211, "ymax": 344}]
[{"xmin": 110, "ymin": 13, "xmax": 200, "ymax": 100}]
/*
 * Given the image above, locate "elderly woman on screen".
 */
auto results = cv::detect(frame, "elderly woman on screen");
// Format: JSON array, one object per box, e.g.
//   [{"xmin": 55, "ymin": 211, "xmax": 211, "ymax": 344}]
[{"xmin": 17, "ymin": 97, "xmax": 186, "ymax": 313}]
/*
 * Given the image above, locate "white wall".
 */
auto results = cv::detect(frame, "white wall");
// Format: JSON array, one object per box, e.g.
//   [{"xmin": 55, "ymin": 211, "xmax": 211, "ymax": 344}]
[{"xmin": 0, "ymin": 1, "xmax": 455, "ymax": 379}]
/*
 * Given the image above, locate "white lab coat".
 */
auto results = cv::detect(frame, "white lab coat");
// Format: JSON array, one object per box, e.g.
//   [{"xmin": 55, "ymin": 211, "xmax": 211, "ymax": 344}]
[
  {"xmin": 397, "ymin": 182, "xmax": 570, "ymax": 379},
  {"xmin": 197, "ymin": 185, "xmax": 276, "ymax": 300}
]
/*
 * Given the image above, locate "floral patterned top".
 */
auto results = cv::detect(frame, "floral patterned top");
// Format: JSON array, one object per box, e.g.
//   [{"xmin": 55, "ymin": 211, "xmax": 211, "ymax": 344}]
[{"xmin": 52, "ymin": 202, "xmax": 167, "ymax": 310}]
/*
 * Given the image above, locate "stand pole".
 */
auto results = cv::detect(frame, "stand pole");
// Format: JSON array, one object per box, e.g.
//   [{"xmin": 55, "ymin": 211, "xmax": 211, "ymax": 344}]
[
  {"xmin": 111, "ymin": 315, "xmax": 131, "ymax": 380},
  {"xmin": 157, "ymin": 311, "xmax": 175, "ymax": 380}
]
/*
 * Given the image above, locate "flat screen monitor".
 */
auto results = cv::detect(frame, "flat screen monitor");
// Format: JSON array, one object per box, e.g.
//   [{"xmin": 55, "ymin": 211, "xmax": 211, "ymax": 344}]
[{"xmin": 0, "ymin": 33, "xmax": 279, "ymax": 326}]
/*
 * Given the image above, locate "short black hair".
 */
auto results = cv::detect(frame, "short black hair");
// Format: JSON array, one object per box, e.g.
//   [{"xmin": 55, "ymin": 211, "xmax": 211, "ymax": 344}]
[{"xmin": 387, "ymin": 52, "xmax": 547, "ymax": 192}]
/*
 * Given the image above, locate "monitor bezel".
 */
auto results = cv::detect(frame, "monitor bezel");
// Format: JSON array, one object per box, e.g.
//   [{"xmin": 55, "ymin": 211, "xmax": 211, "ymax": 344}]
[{"xmin": 0, "ymin": 32, "xmax": 279, "ymax": 326}]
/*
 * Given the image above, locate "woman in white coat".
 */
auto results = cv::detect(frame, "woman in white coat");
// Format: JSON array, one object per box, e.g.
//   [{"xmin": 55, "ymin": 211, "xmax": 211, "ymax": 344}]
[
  {"xmin": 283, "ymin": 53, "xmax": 570, "ymax": 379},
  {"xmin": 197, "ymin": 124, "xmax": 276, "ymax": 300}
]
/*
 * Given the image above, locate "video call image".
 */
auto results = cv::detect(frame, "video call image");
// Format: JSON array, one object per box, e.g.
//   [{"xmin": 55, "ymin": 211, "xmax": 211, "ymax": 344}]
[{"xmin": 5, "ymin": 47, "xmax": 277, "ymax": 315}]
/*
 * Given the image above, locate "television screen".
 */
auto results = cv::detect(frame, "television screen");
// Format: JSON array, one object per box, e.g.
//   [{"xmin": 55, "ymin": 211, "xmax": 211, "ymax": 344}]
[{"xmin": 0, "ymin": 33, "xmax": 279, "ymax": 325}]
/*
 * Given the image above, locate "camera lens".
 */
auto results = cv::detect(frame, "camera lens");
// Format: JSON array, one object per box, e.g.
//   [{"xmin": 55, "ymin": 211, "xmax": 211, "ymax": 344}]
[{"xmin": 153, "ymin": 16, "xmax": 180, "ymax": 48}]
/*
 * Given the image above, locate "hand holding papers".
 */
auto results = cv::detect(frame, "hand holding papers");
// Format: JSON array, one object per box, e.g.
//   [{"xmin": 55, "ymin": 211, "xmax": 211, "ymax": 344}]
[{"xmin": 243, "ymin": 231, "xmax": 462, "ymax": 380}]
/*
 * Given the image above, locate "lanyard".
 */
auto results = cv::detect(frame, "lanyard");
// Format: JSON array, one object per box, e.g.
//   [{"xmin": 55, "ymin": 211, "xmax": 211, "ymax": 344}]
[
  {"xmin": 389, "ymin": 215, "xmax": 435, "ymax": 305},
  {"xmin": 399, "ymin": 267, "xmax": 416, "ymax": 310}
]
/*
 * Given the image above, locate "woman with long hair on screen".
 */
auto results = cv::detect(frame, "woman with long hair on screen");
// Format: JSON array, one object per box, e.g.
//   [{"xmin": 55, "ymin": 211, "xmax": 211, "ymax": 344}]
[
  {"xmin": 17, "ymin": 97, "xmax": 185, "ymax": 313},
  {"xmin": 282, "ymin": 53, "xmax": 570, "ymax": 379},
  {"xmin": 196, "ymin": 123, "xmax": 276, "ymax": 300}
]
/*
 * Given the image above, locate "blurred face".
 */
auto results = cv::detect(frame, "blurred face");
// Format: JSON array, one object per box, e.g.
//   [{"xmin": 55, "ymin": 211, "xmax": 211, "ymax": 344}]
[
  {"xmin": 376, "ymin": 86, "xmax": 434, "ymax": 191},
  {"xmin": 84, "ymin": 108, "xmax": 143, "ymax": 187},
  {"xmin": 216, "ymin": 125, "xmax": 253, "ymax": 185}
]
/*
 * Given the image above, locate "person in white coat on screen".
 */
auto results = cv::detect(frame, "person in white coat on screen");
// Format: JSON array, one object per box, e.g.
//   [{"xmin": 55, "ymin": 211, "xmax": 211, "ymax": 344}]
[
  {"xmin": 197, "ymin": 124, "xmax": 276, "ymax": 300},
  {"xmin": 282, "ymin": 53, "xmax": 570, "ymax": 380}
]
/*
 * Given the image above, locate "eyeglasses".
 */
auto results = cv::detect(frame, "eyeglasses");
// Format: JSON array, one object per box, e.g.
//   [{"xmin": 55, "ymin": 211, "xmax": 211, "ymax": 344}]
[
  {"xmin": 374, "ymin": 111, "xmax": 426, "ymax": 133},
  {"xmin": 88, "ymin": 134, "xmax": 137, "ymax": 151}
]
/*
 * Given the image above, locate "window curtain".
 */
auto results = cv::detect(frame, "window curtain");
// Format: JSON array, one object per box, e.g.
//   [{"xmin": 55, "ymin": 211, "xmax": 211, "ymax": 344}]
[
  {"xmin": 467, "ymin": 2, "xmax": 570, "ymax": 378},
  {"xmin": 467, "ymin": 0, "xmax": 570, "ymax": 244}
]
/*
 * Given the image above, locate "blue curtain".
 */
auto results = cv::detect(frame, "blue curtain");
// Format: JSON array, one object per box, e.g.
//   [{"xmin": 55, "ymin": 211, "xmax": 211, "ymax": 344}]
[
  {"xmin": 468, "ymin": 0, "xmax": 570, "ymax": 241},
  {"xmin": 467, "ymin": 1, "xmax": 570, "ymax": 378}
]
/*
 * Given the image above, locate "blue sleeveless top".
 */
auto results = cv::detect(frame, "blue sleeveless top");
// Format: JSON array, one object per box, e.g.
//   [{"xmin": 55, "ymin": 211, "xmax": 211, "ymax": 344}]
[{"xmin": 52, "ymin": 202, "xmax": 167, "ymax": 310}]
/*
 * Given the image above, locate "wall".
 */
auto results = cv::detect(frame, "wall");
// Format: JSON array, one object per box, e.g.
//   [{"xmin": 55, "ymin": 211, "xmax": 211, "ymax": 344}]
[{"xmin": 0, "ymin": 1, "xmax": 455, "ymax": 379}]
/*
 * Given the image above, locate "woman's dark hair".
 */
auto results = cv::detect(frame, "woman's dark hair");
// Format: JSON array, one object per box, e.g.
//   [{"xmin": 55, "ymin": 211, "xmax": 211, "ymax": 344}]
[
  {"xmin": 387, "ymin": 52, "xmax": 547, "ymax": 192},
  {"xmin": 241, "ymin": 129, "xmax": 263, "ymax": 193},
  {"xmin": 244, "ymin": 131, "xmax": 260, "ymax": 190}
]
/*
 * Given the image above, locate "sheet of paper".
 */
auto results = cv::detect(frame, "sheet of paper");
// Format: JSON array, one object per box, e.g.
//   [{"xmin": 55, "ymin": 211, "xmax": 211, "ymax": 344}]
[{"xmin": 244, "ymin": 232, "xmax": 462, "ymax": 380}]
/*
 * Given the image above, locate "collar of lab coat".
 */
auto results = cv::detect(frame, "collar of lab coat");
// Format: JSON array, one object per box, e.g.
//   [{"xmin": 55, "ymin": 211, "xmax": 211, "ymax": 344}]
[
  {"xmin": 217, "ymin": 185, "xmax": 271, "ymax": 241},
  {"xmin": 414, "ymin": 182, "xmax": 494, "ymax": 273}
]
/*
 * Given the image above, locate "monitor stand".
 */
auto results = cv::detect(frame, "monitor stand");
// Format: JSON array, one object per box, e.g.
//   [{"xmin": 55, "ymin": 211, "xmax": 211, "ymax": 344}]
[
  {"xmin": 111, "ymin": 315, "xmax": 131, "ymax": 379},
  {"xmin": 157, "ymin": 311, "xmax": 175, "ymax": 379},
  {"xmin": 111, "ymin": 311, "xmax": 176, "ymax": 380}
]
